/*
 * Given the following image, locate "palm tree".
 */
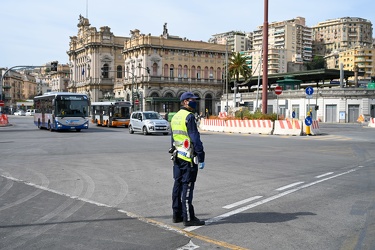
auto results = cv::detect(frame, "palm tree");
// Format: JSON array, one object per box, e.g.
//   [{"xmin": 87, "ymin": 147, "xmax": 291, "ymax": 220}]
[{"xmin": 228, "ymin": 52, "xmax": 252, "ymax": 84}]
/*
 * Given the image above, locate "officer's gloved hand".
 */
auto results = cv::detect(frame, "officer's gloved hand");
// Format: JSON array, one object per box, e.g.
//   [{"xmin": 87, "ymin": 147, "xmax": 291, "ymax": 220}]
[{"xmin": 198, "ymin": 162, "xmax": 205, "ymax": 169}]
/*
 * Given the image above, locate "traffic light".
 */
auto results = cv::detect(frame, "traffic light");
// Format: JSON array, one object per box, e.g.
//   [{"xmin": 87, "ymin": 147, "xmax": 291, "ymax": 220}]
[
  {"xmin": 146, "ymin": 67, "xmax": 150, "ymax": 74},
  {"xmin": 51, "ymin": 61, "xmax": 58, "ymax": 71}
]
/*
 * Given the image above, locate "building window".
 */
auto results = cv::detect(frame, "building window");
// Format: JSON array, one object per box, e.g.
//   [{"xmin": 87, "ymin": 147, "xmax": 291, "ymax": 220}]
[{"xmin": 117, "ymin": 65, "xmax": 122, "ymax": 78}]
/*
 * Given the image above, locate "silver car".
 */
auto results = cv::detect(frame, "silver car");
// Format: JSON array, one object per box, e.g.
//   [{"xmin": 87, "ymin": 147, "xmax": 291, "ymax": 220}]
[{"xmin": 129, "ymin": 111, "xmax": 170, "ymax": 135}]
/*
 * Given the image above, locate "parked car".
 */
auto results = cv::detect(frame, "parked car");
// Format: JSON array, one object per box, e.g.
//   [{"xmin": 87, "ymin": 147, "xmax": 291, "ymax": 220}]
[
  {"xmin": 129, "ymin": 111, "xmax": 170, "ymax": 135},
  {"xmin": 25, "ymin": 109, "xmax": 36, "ymax": 116},
  {"xmin": 14, "ymin": 110, "xmax": 26, "ymax": 116}
]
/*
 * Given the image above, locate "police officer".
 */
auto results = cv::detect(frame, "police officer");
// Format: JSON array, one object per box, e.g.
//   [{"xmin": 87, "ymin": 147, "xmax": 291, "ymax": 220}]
[{"xmin": 170, "ymin": 92, "xmax": 205, "ymax": 226}]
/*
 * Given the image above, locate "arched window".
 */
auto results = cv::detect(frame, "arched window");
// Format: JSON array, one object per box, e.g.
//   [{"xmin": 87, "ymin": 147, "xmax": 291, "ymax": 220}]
[
  {"xmin": 209, "ymin": 67, "xmax": 214, "ymax": 79},
  {"xmin": 191, "ymin": 66, "xmax": 196, "ymax": 79},
  {"xmin": 217, "ymin": 67, "xmax": 222, "ymax": 80},
  {"xmin": 204, "ymin": 66, "xmax": 209, "ymax": 79},
  {"xmin": 170, "ymin": 64, "xmax": 174, "ymax": 78},
  {"xmin": 178, "ymin": 65, "xmax": 182, "ymax": 78},
  {"xmin": 197, "ymin": 66, "xmax": 201, "ymax": 79},
  {"xmin": 183, "ymin": 65, "xmax": 188, "ymax": 78},
  {"xmin": 102, "ymin": 63, "xmax": 109, "ymax": 78},
  {"xmin": 117, "ymin": 65, "xmax": 122, "ymax": 78},
  {"xmin": 164, "ymin": 64, "xmax": 169, "ymax": 77},
  {"xmin": 152, "ymin": 62, "xmax": 158, "ymax": 76}
]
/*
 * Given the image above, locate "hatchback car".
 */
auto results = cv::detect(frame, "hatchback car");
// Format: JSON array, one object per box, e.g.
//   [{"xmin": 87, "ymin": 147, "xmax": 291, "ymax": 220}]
[
  {"xmin": 14, "ymin": 110, "xmax": 26, "ymax": 116},
  {"xmin": 26, "ymin": 109, "xmax": 36, "ymax": 116},
  {"xmin": 129, "ymin": 111, "xmax": 170, "ymax": 135}
]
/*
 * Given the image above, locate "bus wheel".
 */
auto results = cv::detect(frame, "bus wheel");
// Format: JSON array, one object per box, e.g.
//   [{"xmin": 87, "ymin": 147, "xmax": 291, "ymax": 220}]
[
  {"xmin": 129, "ymin": 125, "xmax": 134, "ymax": 134},
  {"xmin": 48, "ymin": 122, "xmax": 53, "ymax": 132}
]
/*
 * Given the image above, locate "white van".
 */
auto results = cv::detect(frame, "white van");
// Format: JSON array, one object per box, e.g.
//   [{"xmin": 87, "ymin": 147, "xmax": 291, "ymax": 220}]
[{"xmin": 25, "ymin": 109, "xmax": 36, "ymax": 116}]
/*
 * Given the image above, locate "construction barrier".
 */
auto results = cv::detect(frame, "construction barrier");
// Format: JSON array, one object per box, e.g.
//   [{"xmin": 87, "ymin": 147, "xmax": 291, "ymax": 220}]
[
  {"xmin": 0, "ymin": 114, "xmax": 9, "ymax": 126},
  {"xmin": 200, "ymin": 119, "xmax": 274, "ymax": 135},
  {"xmin": 303, "ymin": 120, "xmax": 322, "ymax": 135},
  {"xmin": 218, "ymin": 112, "xmax": 227, "ymax": 119},
  {"xmin": 273, "ymin": 119, "xmax": 303, "ymax": 136},
  {"xmin": 224, "ymin": 119, "xmax": 273, "ymax": 134},
  {"xmin": 368, "ymin": 118, "xmax": 375, "ymax": 128},
  {"xmin": 199, "ymin": 118, "xmax": 225, "ymax": 132}
]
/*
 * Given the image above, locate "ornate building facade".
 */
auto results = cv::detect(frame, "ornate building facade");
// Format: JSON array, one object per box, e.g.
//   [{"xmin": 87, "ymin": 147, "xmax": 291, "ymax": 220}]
[
  {"xmin": 67, "ymin": 16, "xmax": 227, "ymax": 115},
  {"xmin": 123, "ymin": 26, "xmax": 226, "ymax": 114},
  {"xmin": 67, "ymin": 15, "xmax": 129, "ymax": 103}
]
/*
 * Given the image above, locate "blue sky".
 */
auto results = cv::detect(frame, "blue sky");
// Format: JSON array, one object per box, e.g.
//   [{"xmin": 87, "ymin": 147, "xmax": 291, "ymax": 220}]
[{"xmin": 1, "ymin": 0, "xmax": 374, "ymax": 67}]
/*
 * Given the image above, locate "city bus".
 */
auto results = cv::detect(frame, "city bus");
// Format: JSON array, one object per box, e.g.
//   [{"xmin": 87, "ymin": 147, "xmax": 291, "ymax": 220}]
[
  {"xmin": 34, "ymin": 92, "xmax": 90, "ymax": 132},
  {"xmin": 90, "ymin": 101, "xmax": 132, "ymax": 127}
]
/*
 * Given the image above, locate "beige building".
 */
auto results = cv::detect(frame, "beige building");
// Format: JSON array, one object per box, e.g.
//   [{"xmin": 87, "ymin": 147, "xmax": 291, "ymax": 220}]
[
  {"xmin": 338, "ymin": 47, "xmax": 375, "ymax": 82},
  {"xmin": 122, "ymin": 26, "xmax": 226, "ymax": 114},
  {"xmin": 253, "ymin": 16, "xmax": 313, "ymax": 65},
  {"xmin": 209, "ymin": 31, "xmax": 252, "ymax": 52},
  {"xmin": 67, "ymin": 17, "xmax": 227, "ymax": 114},
  {"xmin": 50, "ymin": 64, "xmax": 70, "ymax": 92},
  {"xmin": 67, "ymin": 15, "xmax": 129, "ymax": 102},
  {"xmin": 312, "ymin": 17, "xmax": 373, "ymax": 56}
]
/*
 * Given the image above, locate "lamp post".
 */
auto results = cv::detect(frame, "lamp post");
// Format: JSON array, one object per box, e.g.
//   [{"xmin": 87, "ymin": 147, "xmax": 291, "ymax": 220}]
[{"xmin": 225, "ymin": 38, "xmax": 229, "ymax": 112}]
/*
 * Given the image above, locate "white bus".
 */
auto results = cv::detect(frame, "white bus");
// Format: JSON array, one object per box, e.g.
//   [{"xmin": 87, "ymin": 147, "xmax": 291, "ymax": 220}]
[
  {"xmin": 90, "ymin": 101, "xmax": 132, "ymax": 127},
  {"xmin": 34, "ymin": 92, "xmax": 90, "ymax": 132}
]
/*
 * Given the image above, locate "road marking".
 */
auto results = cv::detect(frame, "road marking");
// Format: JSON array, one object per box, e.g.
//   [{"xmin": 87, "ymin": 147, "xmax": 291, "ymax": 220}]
[
  {"xmin": 185, "ymin": 166, "xmax": 364, "ymax": 231},
  {"xmin": 315, "ymin": 172, "xmax": 334, "ymax": 178},
  {"xmin": 275, "ymin": 182, "xmax": 304, "ymax": 191},
  {"xmin": 0, "ymin": 174, "xmax": 248, "ymax": 250},
  {"xmin": 223, "ymin": 196, "xmax": 263, "ymax": 209}
]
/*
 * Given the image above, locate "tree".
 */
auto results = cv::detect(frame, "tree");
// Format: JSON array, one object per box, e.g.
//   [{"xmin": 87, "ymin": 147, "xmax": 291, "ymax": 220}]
[
  {"xmin": 228, "ymin": 52, "xmax": 252, "ymax": 83},
  {"xmin": 305, "ymin": 55, "xmax": 326, "ymax": 70}
]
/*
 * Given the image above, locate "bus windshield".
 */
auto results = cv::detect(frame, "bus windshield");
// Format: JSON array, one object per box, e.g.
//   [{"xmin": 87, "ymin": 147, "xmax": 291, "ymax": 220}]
[{"xmin": 56, "ymin": 96, "xmax": 89, "ymax": 117}]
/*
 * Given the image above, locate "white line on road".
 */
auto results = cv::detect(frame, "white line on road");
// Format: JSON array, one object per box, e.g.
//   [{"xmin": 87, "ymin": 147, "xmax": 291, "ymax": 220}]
[
  {"xmin": 315, "ymin": 172, "xmax": 334, "ymax": 178},
  {"xmin": 222, "ymin": 196, "xmax": 263, "ymax": 209},
  {"xmin": 184, "ymin": 166, "xmax": 364, "ymax": 232},
  {"xmin": 275, "ymin": 182, "xmax": 304, "ymax": 191}
]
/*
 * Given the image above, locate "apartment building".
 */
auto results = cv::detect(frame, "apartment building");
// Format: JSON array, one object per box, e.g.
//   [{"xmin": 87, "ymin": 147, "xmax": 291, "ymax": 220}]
[
  {"xmin": 50, "ymin": 64, "xmax": 70, "ymax": 92},
  {"xmin": 248, "ymin": 17, "xmax": 312, "ymax": 76},
  {"xmin": 312, "ymin": 17, "xmax": 373, "ymax": 56},
  {"xmin": 338, "ymin": 47, "xmax": 375, "ymax": 82},
  {"xmin": 253, "ymin": 17, "xmax": 312, "ymax": 63},
  {"xmin": 209, "ymin": 31, "xmax": 251, "ymax": 52}
]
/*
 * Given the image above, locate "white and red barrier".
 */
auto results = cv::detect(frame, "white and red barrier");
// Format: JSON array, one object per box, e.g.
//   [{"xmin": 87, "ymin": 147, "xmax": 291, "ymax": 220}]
[
  {"xmin": 368, "ymin": 118, "xmax": 375, "ymax": 128},
  {"xmin": 200, "ymin": 119, "xmax": 274, "ymax": 135},
  {"xmin": 273, "ymin": 119, "xmax": 303, "ymax": 136},
  {"xmin": 199, "ymin": 119, "xmax": 225, "ymax": 132},
  {"xmin": 303, "ymin": 120, "xmax": 322, "ymax": 135},
  {"xmin": 218, "ymin": 112, "xmax": 227, "ymax": 119},
  {"xmin": 229, "ymin": 119, "xmax": 273, "ymax": 134}
]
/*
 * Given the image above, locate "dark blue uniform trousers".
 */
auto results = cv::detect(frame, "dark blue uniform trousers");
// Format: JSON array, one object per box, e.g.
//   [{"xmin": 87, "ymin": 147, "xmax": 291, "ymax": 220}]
[{"xmin": 172, "ymin": 157, "xmax": 198, "ymax": 222}]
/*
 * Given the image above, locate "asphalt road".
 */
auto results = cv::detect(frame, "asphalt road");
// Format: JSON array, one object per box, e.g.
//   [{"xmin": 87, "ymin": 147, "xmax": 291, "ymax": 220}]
[{"xmin": 1, "ymin": 116, "xmax": 374, "ymax": 250}]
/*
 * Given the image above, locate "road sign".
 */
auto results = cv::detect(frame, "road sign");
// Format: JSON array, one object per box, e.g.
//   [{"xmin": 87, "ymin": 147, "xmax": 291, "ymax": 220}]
[
  {"xmin": 0, "ymin": 100, "xmax": 4, "ymax": 107},
  {"xmin": 275, "ymin": 86, "xmax": 282, "ymax": 95},
  {"xmin": 305, "ymin": 86, "xmax": 314, "ymax": 95},
  {"xmin": 305, "ymin": 116, "xmax": 312, "ymax": 126},
  {"xmin": 135, "ymin": 100, "xmax": 139, "ymax": 105}
]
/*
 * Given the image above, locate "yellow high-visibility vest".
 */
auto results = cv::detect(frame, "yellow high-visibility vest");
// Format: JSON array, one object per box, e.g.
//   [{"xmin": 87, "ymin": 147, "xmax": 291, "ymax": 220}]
[{"xmin": 171, "ymin": 109, "xmax": 193, "ymax": 162}]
